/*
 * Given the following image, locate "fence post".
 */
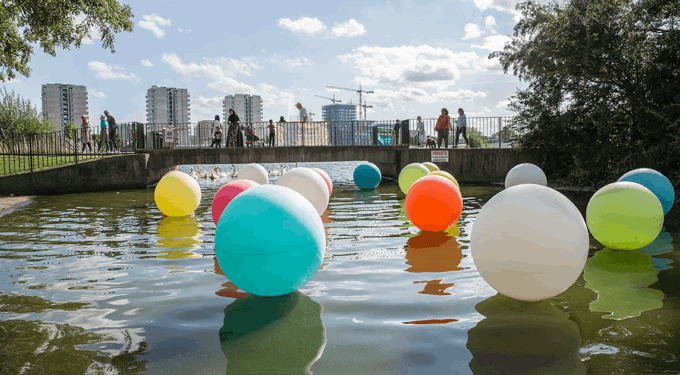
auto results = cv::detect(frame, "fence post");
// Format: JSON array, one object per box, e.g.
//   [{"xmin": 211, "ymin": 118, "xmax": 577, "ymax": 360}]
[
  {"xmin": 301, "ymin": 121, "xmax": 305, "ymax": 146},
  {"xmin": 351, "ymin": 121, "xmax": 355, "ymax": 146},
  {"xmin": 74, "ymin": 128, "xmax": 78, "ymax": 165},
  {"xmin": 498, "ymin": 117, "xmax": 502, "ymax": 148},
  {"xmin": 29, "ymin": 134, "xmax": 33, "ymax": 173}
]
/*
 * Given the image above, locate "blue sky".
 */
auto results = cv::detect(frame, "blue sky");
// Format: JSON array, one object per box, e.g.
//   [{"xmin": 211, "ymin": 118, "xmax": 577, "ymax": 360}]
[{"xmin": 3, "ymin": 0, "xmax": 528, "ymax": 123}]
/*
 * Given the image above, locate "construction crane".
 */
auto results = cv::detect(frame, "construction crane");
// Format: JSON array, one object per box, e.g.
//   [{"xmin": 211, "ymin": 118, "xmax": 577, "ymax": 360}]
[
  {"xmin": 326, "ymin": 85, "xmax": 374, "ymax": 119},
  {"xmin": 361, "ymin": 101, "xmax": 373, "ymax": 122},
  {"xmin": 315, "ymin": 95, "xmax": 342, "ymax": 104}
]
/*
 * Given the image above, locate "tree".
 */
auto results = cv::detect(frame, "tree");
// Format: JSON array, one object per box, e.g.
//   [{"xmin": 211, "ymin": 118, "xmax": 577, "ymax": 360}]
[
  {"xmin": 491, "ymin": 0, "xmax": 680, "ymax": 194},
  {"xmin": 1, "ymin": 0, "xmax": 134, "ymax": 82},
  {"xmin": 0, "ymin": 86, "xmax": 54, "ymax": 136}
]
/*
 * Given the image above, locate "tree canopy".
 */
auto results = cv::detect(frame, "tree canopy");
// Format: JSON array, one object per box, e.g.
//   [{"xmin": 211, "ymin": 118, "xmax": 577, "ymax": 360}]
[
  {"xmin": 0, "ymin": 0, "xmax": 134, "ymax": 82},
  {"xmin": 492, "ymin": 0, "xmax": 679, "ymax": 198}
]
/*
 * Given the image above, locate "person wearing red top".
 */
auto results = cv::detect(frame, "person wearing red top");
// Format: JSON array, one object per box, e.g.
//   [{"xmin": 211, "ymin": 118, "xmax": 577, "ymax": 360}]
[{"xmin": 435, "ymin": 108, "xmax": 452, "ymax": 149}]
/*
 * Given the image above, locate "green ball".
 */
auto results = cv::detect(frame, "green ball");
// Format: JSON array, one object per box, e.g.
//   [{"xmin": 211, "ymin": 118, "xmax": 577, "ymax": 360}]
[
  {"xmin": 586, "ymin": 182, "xmax": 664, "ymax": 250},
  {"xmin": 428, "ymin": 170, "xmax": 459, "ymax": 189},
  {"xmin": 421, "ymin": 162, "xmax": 440, "ymax": 172},
  {"xmin": 398, "ymin": 163, "xmax": 430, "ymax": 195}
]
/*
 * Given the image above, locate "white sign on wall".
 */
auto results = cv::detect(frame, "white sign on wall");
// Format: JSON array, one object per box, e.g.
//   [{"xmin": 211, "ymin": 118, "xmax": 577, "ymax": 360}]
[{"xmin": 431, "ymin": 150, "xmax": 449, "ymax": 162}]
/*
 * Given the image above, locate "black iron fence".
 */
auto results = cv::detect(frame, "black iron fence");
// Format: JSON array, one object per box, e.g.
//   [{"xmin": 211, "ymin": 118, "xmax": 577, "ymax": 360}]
[
  {"xmin": 0, "ymin": 123, "xmax": 138, "ymax": 176},
  {"xmin": 0, "ymin": 117, "xmax": 515, "ymax": 176}
]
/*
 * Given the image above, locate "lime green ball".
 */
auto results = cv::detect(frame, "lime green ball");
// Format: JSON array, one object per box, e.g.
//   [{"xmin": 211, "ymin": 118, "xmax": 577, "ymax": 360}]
[
  {"xmin": 421, "ymin": 162, "xmax": 440, "ymax": 172},
  {"xmin": 398, "ymin": 163, "xmax": 430, "ymax": 195},
  {"xmin": 428, "ymin": 170, "xmax": 459, "ymax": 189},
  {"xmin": 586, "ymin": 182, "xmax": 664, "ymax": 250}
]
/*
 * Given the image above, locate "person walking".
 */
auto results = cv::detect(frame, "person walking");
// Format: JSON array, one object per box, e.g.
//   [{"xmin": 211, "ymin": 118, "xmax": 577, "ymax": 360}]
[
  {"xmin": 435, "ymin": 108, "xmax": 452, "ymax": 149},
  {"xmin": 104, "ymin": 110, "xmax": 118, "ymax": 152},
  {"xmin": 267, "ymin": 119, "xmax": 276, "ymax": 147},
  {"xmin": 210, "ymin": 115, "xmax": 222, "ymax": 148},
  {"xmin": 416, "ymin": 116, "xmax": 425, "ymax": 147},
  {"xmin": 226, "ymin": 109, "xmax": 244, "ymax": 148},
  {"xmin": 295, "ymin": 102, "xmax": 308, "ymax": 146},
  {"xmin": 393, "ymin": 119, "xmax": 400, "ymax": 145},
  {"xmin": 80, "ymin": 115, "xmax": 92, "ymax": 153},
  {"xmin": 454, "ymin": 107, "xmax": 468, "ymax": 148},
  {"xmin": 99, "ymin": 114, "xmax": 109, "ymax": 152}
]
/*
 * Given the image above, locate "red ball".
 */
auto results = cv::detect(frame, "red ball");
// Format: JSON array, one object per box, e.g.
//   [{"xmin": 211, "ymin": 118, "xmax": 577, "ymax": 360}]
[
  {"xmin": 211, "ymin": 179, "xmax": 259, "ymax": 225},
  {"xmin": 311, "ymin": 168, "xmax": 333, "ymax": 196},
  {"xmin": 405, "ymin": 175, "xmax": 463, "ymax": 232}
]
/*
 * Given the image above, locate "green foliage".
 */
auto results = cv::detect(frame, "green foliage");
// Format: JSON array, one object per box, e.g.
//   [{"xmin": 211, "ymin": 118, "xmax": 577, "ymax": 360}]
[
  {"xmin": 0, "ymin": 0, "xmax": 134, "ymax": 81},
  {"xmin": 492, "ymin": 0, "xmax": 680, "ymax": 203},
  {"xmin": 0, "ymin": 86, "xmax": 54, "ymax": 136},
  {"xmin": 468, "ymin": 128, "xmax": 490, "ymax": 148}
]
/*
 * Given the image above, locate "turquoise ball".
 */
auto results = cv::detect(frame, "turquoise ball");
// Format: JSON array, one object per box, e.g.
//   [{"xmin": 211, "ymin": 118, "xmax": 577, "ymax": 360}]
[
  {"xmin": 618, "ymin": 168, "xmax": 675, "ymax": 215},
  {"xmin": 354, "ymin": 162, "xmax": 382, "ymax": 190},
  {"xmin": 215, "ymin": 185, "xmax": 326, "ymax": 297}
]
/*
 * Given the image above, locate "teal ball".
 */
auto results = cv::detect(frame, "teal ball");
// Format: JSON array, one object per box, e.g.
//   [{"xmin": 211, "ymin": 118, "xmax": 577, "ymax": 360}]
[{"xmin": 354, "ymin": 162, "xmax": 382, "ymax": 190}]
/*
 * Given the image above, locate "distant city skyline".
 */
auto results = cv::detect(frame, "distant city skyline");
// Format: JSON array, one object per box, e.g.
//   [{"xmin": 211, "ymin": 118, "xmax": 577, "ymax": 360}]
[{"xmin": 3, "ymin": 0, "xmax": 526, "ymax": 124}]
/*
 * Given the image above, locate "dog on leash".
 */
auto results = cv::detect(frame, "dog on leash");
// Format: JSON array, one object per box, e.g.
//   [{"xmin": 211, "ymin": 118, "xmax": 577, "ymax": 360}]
[{"xmin": 426, "ymin": 136, "xmax": 437, "ymax": 149}]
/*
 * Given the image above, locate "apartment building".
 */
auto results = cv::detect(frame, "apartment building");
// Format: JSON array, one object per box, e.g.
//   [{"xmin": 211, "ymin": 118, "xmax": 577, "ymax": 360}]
[
  {"xmin": 145, "ymin": 85, "xmax": 191, "ymax": 125},
  {"xmin": 222, "ymin": 94, "xmax": 263, "ymax": 124},
  {"xmin": 41, "ymin": 83, "xmax": 89, "ymax": 128}
]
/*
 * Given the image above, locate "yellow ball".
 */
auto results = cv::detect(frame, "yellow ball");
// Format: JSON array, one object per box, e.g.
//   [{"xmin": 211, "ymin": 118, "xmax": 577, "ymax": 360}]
[
  {"xmin": 154, "ymin": 171, "xmax": 201, "ymax": 217},
  {"xmin": 422, "ymin": 162, "xmax": 440, "ymax": 172},
  {"xmin": 428, "ymin": 170, "xmax": 459, "ymax": 189}
]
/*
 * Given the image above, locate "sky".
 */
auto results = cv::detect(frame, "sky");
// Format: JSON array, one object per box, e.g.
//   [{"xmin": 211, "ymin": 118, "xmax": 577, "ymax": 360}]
[{"xmin": 2, "ymin": 0, "xmax": 530, "ymax": 123}]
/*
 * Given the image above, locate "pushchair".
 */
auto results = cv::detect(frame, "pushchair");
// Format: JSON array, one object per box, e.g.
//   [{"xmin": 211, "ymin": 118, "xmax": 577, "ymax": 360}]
[{"xmin": 243, "ymin": 125, "xmax": 264, "ymax": 147}]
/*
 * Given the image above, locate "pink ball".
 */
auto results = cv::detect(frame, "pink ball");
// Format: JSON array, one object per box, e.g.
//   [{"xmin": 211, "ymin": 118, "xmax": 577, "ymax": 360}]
[
  {"xmin": 211, "ymin": 179, "xmax": 259, "ymax": 225},
  {"xmin": 311, "ymin": 168, "xmax": 333, "ymax": 196}
]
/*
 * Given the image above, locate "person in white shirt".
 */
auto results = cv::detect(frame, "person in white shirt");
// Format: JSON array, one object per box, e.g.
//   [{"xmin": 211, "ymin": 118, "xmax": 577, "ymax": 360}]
[
  {"xmin": 454, "ymin": 108, "xmax": 468, "ymax": 148},
  {"xmin": 416, "ymin": 116, "xmax": 425, "ymax": 147}
]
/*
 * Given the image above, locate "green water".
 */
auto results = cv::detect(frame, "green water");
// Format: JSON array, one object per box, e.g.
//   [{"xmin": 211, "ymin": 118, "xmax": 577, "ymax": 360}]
[{"xmin": 0, "ymin": 161, "xmax": 679, "ymax": 374}]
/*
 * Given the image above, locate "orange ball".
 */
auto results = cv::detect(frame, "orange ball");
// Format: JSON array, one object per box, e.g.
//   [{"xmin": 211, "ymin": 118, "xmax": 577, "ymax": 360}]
[{"xmin": 405, "ymin": 175, "xmax": 463, "ymax": 232}]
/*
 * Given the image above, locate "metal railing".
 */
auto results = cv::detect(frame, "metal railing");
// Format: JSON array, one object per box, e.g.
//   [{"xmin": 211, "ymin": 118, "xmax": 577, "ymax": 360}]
[
  {"xmin": 0, "ymin": 117, "xmax": 515, "ymax": 176},
  {"xmin": 0, "ymin": 123, "xmax": 138, "ymax": 176}
]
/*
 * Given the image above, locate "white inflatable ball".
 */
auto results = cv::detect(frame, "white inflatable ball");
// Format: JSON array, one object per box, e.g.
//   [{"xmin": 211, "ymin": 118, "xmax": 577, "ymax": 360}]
[
  {"xmin": 276, "ymin": 167, "xmax": 329, "ymax": 215},
  {"xmin": 471, "ymin": 184, "xmax": 589, "ymax": 301},
  {"xmin": 237, "ymin": 163, "xmax": 269, "ymax": 185},
  {"xmin": 505, "ymin": 163, "xmax": 547, "ymax": 188}
]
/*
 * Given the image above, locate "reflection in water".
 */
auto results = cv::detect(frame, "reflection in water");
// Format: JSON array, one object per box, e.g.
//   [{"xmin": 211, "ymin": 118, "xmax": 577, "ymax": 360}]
[
  {"xmin": 639, "ymin": 228, "xmax": 675, "ymax": 271},
  {"xmin": 405, "ymin": 230, "xmax": 464, "ymax": 273},
  {"xmin": 219, "ymin": 292, "xmax": 326, "ymax": 375},
  {"xmin": 413, "ymin": 279, "xmax": 455, "ymax": 295},
  {"xmin": 584, "ymin": 248, "xmax": 664, "ymax": 320},
  {"xmin": 155, "ymin": 216, "xmax": 202, "ymax": 260},
  {"xmin": 466, "ymin": 294, "xmax": 587, "ymax": 375}
]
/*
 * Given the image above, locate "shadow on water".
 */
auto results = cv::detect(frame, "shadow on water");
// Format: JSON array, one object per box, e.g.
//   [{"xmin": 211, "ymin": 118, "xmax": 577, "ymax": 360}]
[
  {"xmin": 155, "ymin": 215, "xmax": 202, "ymax": 261},
  {"xmin": 466, "ymin": 293, "xmax": 587, "ymax": 375},
  {"xmin": 584, "ymin": 248, "xmax": 665, "ymax": 320},
  {"xmin": 219, "ymin": 292, "xmax": 326, "ymax": 375}
]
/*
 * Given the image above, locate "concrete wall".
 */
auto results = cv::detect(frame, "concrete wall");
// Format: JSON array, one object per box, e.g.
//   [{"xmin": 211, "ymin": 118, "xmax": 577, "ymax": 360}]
[
  {"xmin": 0, "ymin": 147, "xmax": 538, "ymax": 196},
  {"xmin": 0, "ymin": 154, "xmax": 176, "ymax": 196}
]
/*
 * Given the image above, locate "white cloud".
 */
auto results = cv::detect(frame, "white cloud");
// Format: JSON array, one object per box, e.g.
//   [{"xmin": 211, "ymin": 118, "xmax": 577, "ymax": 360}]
[
  {"xmin": 332, "ymin": 19, "xmax": 366, "ymax": 37},
  {"xmin": 462, "ymin": 23, "xmax": 483, "ymax": 40},
  {"xmin": 484, "ymin": 15, "xmax": 496, "ymax": 28},
  {"xmin": 89, "ymin": 90, "xmax": 107, "ymax": 99},
  {"xmin": 277, "ymin": 17, "xmax": 326, "ymax": 35},
  {"xmin": 121, "ymin": 104, "xmax": 146, "ymax": 123},
  {"xmin": 73, "ymin": 13, "xmax": 101, "ymax": 45},
  {"xmin": 470, "ymin": 0, "xmax": 522, "ymax": 21},
  {"xmin": 270, "ymin": 54, "xmax": 314, "ymax": 68},
  {"xmin": 495, "ymin": 99, "xmax": 511, "ymax": 109},
  {"xmin": 88, "ymin": 61, "xmax": 140, "ymax": 81},
  {"xmin": 138, "ymin": 14, "xmax": 172, "ymax": 38},
  {"xmin": 141, "ymin": 59, "xmax": 153, "ymax": 67},
  {"xmin": 162, "ymin": 54, "xmax": 295, "ymax": 117},
  {"xmin": 471, "ymin": 34, "xmax": 512, "ymax": 51},
  {"xmin": 177, "ymin": 28, "xmax": 191, "ymax": 33},
  {"xmin": 338, "ymin": 45, "xmax": 490, "ymax": 110}
]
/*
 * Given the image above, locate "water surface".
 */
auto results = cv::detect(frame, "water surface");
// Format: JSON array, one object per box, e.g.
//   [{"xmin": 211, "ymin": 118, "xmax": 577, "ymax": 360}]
[{"xmin": 1, "ymin": 161, "xmax": 679, "ymax": 374}]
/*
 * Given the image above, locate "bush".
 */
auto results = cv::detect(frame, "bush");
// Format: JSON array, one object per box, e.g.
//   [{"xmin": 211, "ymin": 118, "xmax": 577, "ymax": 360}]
[{"xmin": 0, "ymin": 87, "xmax": 54, "ymax": 137}]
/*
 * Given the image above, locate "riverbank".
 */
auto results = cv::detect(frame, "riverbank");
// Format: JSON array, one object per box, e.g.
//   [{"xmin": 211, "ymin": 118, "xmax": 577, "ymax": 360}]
[{"xmin": 0, "ymin": 196, "xmax": 35, "ymax": 219}]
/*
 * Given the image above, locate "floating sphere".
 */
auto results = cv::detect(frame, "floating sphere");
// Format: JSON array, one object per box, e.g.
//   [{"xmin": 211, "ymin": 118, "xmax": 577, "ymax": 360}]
[
  {"xmin": 471, "ymin": 184, "xmax": 589, "ymax": 301},
  {"xmin": 421, "ymin": 162, "xmax": 440, "ymax": 172},
  {"xmin": 618, "ymin": 168, "xmax": 675, "ymax": 215},
  {"xmin": 276, "ymin": 167, "xmax": 329, "ymax": 215},
  {"xmin": 398, "ymin": 163, "xmax": 431, "ymax": 195},
  {"xmin": 428, "ymin": 170, "xmax": 459, "ymax": 189},
  {"xmin": 211, "ymin": 179, "xmax": 260, "ymax": 225},
  {"xmin": 215, "ymin": 185, "xmax": 326, "ymax": 297},
  {"xmin": 586, "ymin": 181, "xmax": 664, "ymax": 250},
  {"xmin": 154, "ymin": 171, "xmax": 201, "ymax": 217},
  {"xmin": 353, "ymin": 163, "xmax": 382, "ymax": 190},
  {"xmin": 311, "ymin": 167, "xmax": 333, "ymax": 196},
  {"xmin": 405, "ymin": 175, "xmax": 463, "ymax": 232},
  {"xmin": 505, "ymin": 163, "xmax": 547, "ymax": 188},
  {"xmin": 237, "ymin": 163, "xmax": 269, "ymax": 185}
]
